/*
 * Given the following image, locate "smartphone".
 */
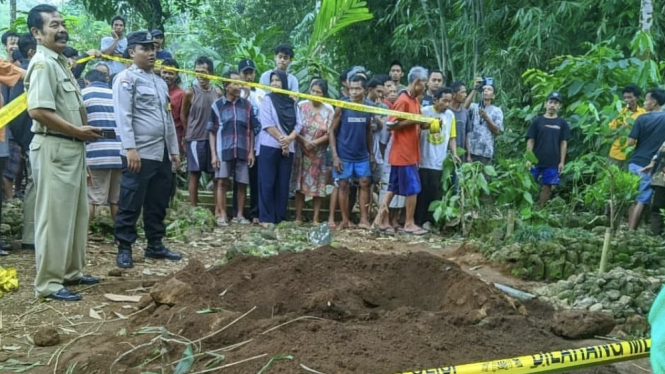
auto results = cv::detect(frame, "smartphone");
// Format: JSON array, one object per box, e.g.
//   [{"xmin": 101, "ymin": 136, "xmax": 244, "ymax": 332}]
[{"xmin": 101, "ymin": 129, "xmax": 116, "ymax": 139}]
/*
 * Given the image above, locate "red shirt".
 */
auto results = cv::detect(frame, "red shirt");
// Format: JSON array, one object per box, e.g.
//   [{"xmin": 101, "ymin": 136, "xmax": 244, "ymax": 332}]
[
  {"xmin": 168, "ymin": 85, "xmax": 185, "ymax": 152},
  {"xmin": 388, "ymin": 91, "xmax": 421, "ymax": 166}
]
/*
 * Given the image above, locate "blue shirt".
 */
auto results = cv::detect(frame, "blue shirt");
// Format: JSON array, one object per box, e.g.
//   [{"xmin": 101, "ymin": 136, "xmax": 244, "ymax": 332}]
[
  {"xmin": 335, "ymin": 99, "xmax": 372, "ymax": 162},
  {"xmin": 83, "ymin": 81, "xmax": 122, "ymax": 169}
]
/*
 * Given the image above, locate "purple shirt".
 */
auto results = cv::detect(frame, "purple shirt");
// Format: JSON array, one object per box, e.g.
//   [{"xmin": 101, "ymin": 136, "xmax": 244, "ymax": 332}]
[{"xmin": 258, "ymin": 96, "xmax": 302, "ymax": 155}]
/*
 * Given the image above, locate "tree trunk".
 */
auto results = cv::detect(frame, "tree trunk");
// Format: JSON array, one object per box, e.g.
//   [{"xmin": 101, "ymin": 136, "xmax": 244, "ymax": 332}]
[
  {"xmin": 9, "ymin": 0, "xmax": 16, "ymax": 27},
  {"xmin": 641, "ymin": 0, "xmax": 653, "ymax": 32}
]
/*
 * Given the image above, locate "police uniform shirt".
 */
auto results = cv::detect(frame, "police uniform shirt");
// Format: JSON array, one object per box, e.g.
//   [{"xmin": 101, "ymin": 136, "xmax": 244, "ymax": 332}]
[
  {"xmin": 112, "ymin": 64, "xmax": 179, "ymax": 161},
  {"xmin": 25, "ymin": 45, "xmax": 85, "ymax": 132}
]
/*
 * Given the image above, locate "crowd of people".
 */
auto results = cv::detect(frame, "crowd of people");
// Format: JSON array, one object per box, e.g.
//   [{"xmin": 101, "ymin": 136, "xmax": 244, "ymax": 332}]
[{"xmin": 0, "ymin": 4, "xmax": 663, "ymax": 302}]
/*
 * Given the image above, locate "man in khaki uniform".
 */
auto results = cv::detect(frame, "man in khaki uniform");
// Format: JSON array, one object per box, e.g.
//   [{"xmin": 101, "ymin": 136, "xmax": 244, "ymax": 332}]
[{"xmin": 25, "ymin": 4, "xmax": 102, "ymax": 301}]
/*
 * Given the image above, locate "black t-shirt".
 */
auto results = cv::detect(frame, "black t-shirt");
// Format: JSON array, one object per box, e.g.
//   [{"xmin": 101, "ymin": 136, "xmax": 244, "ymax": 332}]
[
  {"xmin": 629, "ymin": 111, "xmax": 665, "ymax": 167},
  {"xmin": 421, "ymin": 93, "xmax": 434, "ymax": 107},
  {"xmin": 526, "ymin": 116, "xmax": 571, "ymax": 167}
]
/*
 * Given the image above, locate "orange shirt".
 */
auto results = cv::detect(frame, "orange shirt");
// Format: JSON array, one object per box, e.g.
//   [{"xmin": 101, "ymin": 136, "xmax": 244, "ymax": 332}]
[
  {"xmin": 0, "ymin": 58, "xmax": 24, "ymax": 141},
  {"xmin": 388, "ymin": 90, "xmax": 420, "ymax": 166}
]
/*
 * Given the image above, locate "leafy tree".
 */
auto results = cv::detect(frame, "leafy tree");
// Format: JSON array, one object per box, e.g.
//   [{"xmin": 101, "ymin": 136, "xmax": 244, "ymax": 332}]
[{"xmin": 76, "ymin": 0, "xmax": 203, "ymax": 30}]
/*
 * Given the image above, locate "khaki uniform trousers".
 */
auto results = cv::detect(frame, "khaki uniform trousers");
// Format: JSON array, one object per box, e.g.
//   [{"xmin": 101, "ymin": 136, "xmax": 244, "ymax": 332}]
[{"xmin": 30, "ymin": 135, "xmax": 88, "ymax": 297}]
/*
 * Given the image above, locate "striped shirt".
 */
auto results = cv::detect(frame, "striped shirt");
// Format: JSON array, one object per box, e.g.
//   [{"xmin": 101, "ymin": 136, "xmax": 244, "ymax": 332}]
[{"xmin": 82, "ymin": 82, "xmax": 122, "ymax": 169}]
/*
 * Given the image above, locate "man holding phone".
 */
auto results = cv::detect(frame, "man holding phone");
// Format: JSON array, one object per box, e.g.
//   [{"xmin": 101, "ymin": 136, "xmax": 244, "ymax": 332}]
[{"xmin": 82, "ymin": 69, "xmax": 122, "ymax": 227}]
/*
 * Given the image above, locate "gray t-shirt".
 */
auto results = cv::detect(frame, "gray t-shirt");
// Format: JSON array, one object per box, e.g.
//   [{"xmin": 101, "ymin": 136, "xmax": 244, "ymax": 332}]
[
  {"xmin": 449, "ymin": 106, "xmax": 471, "ymax": 151},
  {"xmin": 100, "ymin": 37, "xmax": 128, "ymax": 75}
]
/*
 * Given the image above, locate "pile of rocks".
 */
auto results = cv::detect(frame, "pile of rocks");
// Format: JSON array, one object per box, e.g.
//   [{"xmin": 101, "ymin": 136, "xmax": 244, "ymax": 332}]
[
  {"xmin": 534, "ymin": 267, "xmax": 664, "ymax": 324},
  {"xmin": 482, "ymin": 226, "xmax": 665, "ymax": 281},
  {"xmin": 1, "ymin": 199, "xmax": 23, "ymax": 240}
]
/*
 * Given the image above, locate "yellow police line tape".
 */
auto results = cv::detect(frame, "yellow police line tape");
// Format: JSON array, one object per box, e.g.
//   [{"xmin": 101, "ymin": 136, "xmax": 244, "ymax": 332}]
[
  {"xmin": 0, "ymin": 55, "xmax": 95, "ymax": 130},
  {"xmin": 390, "ymin": 338, "xmax": 650, "ymax": 374},
  {"xmin": 0, "ymin": 54, "xmax": 441, "ymax": 134}
]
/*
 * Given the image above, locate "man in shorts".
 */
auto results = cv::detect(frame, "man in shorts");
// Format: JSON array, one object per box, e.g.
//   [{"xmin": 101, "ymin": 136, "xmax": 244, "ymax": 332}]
[
  {"xmin": 82, "ymin": 69, "xmax": 122, "ymax": 225},
  {"xmin": 180, "ymin": 56, "xmax": 222, "ymax": 207},
  {"xmin": 373, "ymin": 66, "xmax": 429, "ymax": 235},
  {"xmin": 626, "ymin": 88, "xmax": 665, "ymax": 230},
  {"xmin": 526, "ymin": 92, "xmax": 570, "ymax": 207},
  {"xmin": 330, "ymin": 74, "xmax": 375, "ymax": 229},
  {"xmin": 208, "ymin": 71, "xmax": 258, "ymax": 226}
]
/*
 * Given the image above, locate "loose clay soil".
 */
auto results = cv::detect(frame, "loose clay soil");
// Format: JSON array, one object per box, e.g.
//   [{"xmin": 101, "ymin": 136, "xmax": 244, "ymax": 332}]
[{"xmin": 44, "ymin": 246, "xmax": 618, "ymax": 374}]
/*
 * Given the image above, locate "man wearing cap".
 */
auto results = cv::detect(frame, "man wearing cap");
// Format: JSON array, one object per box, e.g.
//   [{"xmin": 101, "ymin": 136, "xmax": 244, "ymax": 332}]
[
  {"xmin": 234, "ymin": 58, "xmax": 265, "ymax": 223},
  {"xmin": 526, "ymin": 92, "xmax": 570, "ymax": 207},
  {"xmin": 151, "ymin": 29, "xmax": 172, "ymax": 60},
  {"xmin": 113, "ymin": 31, "xmax": 182, "ymax": 268},
  {"xmin": 25, "ymin": 4, "xmax": 103, "ymax": 301}
]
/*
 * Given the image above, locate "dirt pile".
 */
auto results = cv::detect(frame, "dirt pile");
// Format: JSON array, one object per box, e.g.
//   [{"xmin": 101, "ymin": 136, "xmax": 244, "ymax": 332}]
[{"xmin": 58, "ymin": 247, "xmax": 617, "ymax": 374}]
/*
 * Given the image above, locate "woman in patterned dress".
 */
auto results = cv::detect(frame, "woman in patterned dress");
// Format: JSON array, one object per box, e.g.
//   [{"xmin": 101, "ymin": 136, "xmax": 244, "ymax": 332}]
[{"xmin": 293, "ymin": 79, "xmax": 334, "ymax": 224}]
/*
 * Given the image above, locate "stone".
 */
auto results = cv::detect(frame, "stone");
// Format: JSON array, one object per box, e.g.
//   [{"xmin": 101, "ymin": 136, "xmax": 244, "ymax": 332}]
[
  {"xmin": 150, "ymin": 277, "xmax": 193, "ymax": 307},
  {"xmin": 137, "ymin": 294, "xmax": 154, "ymax": 309},
  {"xmin": 572, "ymin": 297, "xmax": 596, "ymax": 309},
  {"xmin": 33, "ymin": 327, "xmax": 60, "ymax": 347},
  {"xmin": 606, "ymin": 290, "xmax": 621, "ymax": 301},
  {"xmin": 108, "ymin": 269, "xmax": 122, "ymax": 277},
  {"xmin": 551, "ymin": 310, "xmax": 616, "ymax": 339},
  {"xmin": 183, "ymin": 226, "xmax": 203, "ymax": 244},
  {"xmin": 589, "ymin": 303, "xmax": 604, "ymax": 312},
  {"xmin": 617, "ymin": 295, "xmax": 632, "ymax": 306}
]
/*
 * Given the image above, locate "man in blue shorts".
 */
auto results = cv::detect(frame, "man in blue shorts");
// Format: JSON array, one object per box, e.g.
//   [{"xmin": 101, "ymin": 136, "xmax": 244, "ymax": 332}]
[
  {"xmin": 626, "ymin": 88, "xmax": 665, "ymax": 230},
  {"xmin": 329, "ymin": 74, "xmax": 375, "ymax": 230},
  {"xmin": 526, "ymin": 92, "xmax": 570, "ymax": 207}
]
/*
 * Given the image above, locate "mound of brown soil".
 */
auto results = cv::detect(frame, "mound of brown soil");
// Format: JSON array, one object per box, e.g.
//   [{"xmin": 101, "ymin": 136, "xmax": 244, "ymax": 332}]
[{"xmin": 60, "ymin": 247, "xmax": 617, "ymax": 374}]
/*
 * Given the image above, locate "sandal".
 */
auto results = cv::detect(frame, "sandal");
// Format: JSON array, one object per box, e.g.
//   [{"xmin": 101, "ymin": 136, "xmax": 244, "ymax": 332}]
[
  {"xmin": 216, "ymin": 217, "xmax": 229, "ymax": 227},
  {"xmin": 0, "ymin": 250, "xmax": 9, "ymax": 256},
  {"xmin": 233, "ymin": 217, "xmax": 250, "ymax": 225}
]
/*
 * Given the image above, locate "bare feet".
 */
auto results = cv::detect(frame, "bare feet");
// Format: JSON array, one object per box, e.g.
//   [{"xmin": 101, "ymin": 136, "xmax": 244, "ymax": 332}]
[
  {"xmin": 337, "ymin": 221, "xmax": 350, "ymax": 230},
  {"xmin": 358, "ymin": 221, "xmax": 371, "ymax": 230}
]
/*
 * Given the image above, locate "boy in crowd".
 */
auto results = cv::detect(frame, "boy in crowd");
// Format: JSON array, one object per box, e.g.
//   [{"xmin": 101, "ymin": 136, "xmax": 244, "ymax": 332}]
[
  {"xmin": 259, "ymin": 44, "xmax": 298, "ymax": 92},
  {"xmin": 180, "ymin": 56, "xmax": 222, "ymax": 208},
  {"xmin": 330, "ymin": 74, "xmax": 375, "ymax": 229},
  {"xmin": 526, "ymin": 92, "xmax": 570, "ymax": 207},
  {"xmin": 82, "ymin": 69, "xmax": 122, "ymax": 226},
  {"xmin": 209, "ymin": 71, "xmax": 259, "ymax": 226},
  {"xmin": 417, "ymin": 87, "xmax": 460, "ymax": 228},
  {"xmin": 388, "ymin": 60, "xmax": 406, "ymax": 91},
  {"xmin": 608, "ymin": 84, "xmax": 645, "ymax": 168},
  {"xmin": 100, "ymin": 15, "xmax": 127, "ymax": 76},
  {"xmin": 151, "ymin": 29, "xmax": 173, "ymax": 60}
]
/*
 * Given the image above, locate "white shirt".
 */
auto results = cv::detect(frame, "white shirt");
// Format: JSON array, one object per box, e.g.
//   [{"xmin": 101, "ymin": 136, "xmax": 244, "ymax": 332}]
[{"xmin": 419, "ymin": 106, "xmax": 456, "ymax": 170}]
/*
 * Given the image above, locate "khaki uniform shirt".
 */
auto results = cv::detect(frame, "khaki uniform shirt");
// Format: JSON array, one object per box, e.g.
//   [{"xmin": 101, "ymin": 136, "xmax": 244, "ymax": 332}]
[
  {"xmin": 112, "ymin": 64, "xmax": 178, "ymax": 162},
  {"xmin": 25, "ymin": 45, "xmax": 85, "ymax": 132}
]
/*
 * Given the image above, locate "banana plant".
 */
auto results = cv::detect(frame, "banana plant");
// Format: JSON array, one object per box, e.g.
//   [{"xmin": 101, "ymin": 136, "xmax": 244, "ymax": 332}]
[{"xmin": 289, "ymin": 0, "xmax": 374, "ymax": 93}]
